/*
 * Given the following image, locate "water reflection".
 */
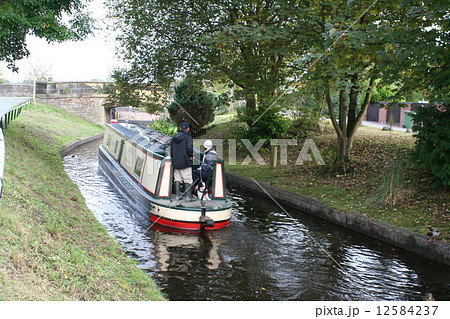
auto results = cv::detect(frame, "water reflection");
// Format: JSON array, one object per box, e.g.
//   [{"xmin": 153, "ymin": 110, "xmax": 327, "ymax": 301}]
[
  {"xmin": 63, "ymin": 139, "xmax": 450, "ymax": 301},
  {"xmin": 151, "ymin": 229, "xmax": 222, "ymax": 271}
]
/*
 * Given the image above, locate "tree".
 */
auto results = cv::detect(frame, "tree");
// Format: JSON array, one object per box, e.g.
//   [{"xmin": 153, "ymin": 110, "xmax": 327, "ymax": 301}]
[
  {"xmin": 107, "ymin": 0, "xmax": 449, "ymax": 167},
  {"xmin": 102, "ymin": 68, "xmax": 168, "ymax": 113},
  {"xmin": 296, "ymin": 0, "xmax": 448, "ymax": 170},
  {"xmin": 294, "ymin": 1, "xmax": 386, "ymax": 168},
  {"xmin": 370, "ymin": 84, "xmax": 400, "ymax": 103},
  {"xmin": 106, "ymin": 0, "xmax": 309, "ymax": 125},
  {"xmin": 0, "ymin": 0, "xmax": 93, "ymax": 72},
  {"xmin": 379, "ymin": 0, "xmax": 450, "ymax": 106},
  {"xmin": 167, "ymin": 75, "xmax": 215, "ymax": 135},
  {"xmin": 27, "ymin": 62, "xmax": 52, "ymax": 82}
]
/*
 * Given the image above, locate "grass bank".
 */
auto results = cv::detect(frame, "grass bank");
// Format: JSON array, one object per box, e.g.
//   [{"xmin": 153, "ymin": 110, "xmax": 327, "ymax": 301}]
[
  {"xmin": 0, "ymin": 103, "xmax": 165, "ymax": 300},
  {"xmin": 202, "ymin": 115, "xmax": 449, "ymax": 242}
]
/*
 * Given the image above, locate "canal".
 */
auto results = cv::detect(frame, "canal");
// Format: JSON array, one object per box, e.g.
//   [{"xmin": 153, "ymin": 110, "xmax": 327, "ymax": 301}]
[{"xmin": 63, "ymin": 139, "xmax": 450, "ymax": 301}]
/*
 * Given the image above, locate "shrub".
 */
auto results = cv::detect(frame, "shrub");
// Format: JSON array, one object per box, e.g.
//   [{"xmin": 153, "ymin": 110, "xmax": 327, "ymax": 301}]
[
  {"xmin": 412, "ymin": 105, "xmax": 450, "ymax": 187},
  {"xmin": 149, "ymin": 119, "xmax": 178, "ymax": 136},
  {"xmin": 235, "ymin": 105, "xmax": 289, "ymax": 147},
  {"xmin": 287, "ymin": 111, "xmax": 321, "ymax": 138},
  {"xmin": 167, "ymin": 75, "xmax": 215, "ymax": 135},
  {"xmin": 214, "ymin": 92, "xmax": 231, "ymax": 115}
]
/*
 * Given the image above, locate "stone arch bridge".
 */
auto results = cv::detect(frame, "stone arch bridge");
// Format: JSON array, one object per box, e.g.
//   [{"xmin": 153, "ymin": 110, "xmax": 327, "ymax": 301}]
[{"xmin": 0, "ymin": 81, "xmax": 169, "ymax": 126}]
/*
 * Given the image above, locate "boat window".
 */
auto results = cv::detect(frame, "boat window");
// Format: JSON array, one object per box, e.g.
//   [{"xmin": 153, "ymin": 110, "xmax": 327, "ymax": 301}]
[
  {"xmin": 134, "ymin": 156, "xmax": 144, "ymax": 178},
  {"xmin": 124, "ymin": 143, "xmax": 133, "ymax": 167},
  {"xmin": 113, "ymin": 140, "xmax": 119, "ymax": 154},
  {"xmin": 106, "ymin": 134, "xmax": 112, "ymax": 148}
]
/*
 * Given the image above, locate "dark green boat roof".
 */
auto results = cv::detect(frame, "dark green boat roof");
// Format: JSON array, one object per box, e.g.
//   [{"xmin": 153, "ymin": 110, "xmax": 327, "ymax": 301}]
[{"xmin": 109, "ymin": 123, "xmax": 170, "ymax": 157}]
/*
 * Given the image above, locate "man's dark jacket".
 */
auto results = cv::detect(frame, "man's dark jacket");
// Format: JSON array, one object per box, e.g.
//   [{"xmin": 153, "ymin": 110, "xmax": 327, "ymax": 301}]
[{"xmin": 170, "ymin": 130, "xmax": 193, "ymax": 169}]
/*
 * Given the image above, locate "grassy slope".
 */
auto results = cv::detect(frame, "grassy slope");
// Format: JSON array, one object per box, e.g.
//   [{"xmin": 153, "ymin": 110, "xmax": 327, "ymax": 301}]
[
  {"xmin": 0, "ymin": 103, "xmax": 165, "ymax": 300},
  {"xmin": 202, "ymin": 115, "xmax": 450, "ymax": 242}
]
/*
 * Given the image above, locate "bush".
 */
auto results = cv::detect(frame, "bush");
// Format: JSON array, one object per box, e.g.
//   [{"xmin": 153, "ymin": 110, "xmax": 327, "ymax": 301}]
[
  {"xmin": 167, "ymin": 75, "xmax": 215, "ymax": 135},
  {"xmin": 149, "ymin": 119, "xmax": 178, "ymax": 136},
  {"xmin": 412, "ymin": 105, "xmax": 450, "ymax": 187},
  {"xmin": 235, "ymin": 106, "xmax": 288, "ymax": 147},
  {"xmin": 214, "ymin": 92, "xmax": 231, "ymax": 115},
  {"xmin": 287, "ymin": 111, "xmax": 321, "ymax": 138}
]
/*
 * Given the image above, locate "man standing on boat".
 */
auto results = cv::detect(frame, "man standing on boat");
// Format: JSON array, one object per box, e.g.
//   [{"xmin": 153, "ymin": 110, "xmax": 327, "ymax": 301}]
[{"xmin": 171, "ymin": 122, "xmax": 194, "ymax": 201}]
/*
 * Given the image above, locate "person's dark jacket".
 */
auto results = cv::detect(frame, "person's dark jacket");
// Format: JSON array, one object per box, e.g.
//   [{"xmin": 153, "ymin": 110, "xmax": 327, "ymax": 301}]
[
  {"xmin": 170, "ymin": 130, "xmax": 193, "ymax": 169},
  {"xmin": 201, "ymin": 149, "xmax": 218, "ymax": 176}
]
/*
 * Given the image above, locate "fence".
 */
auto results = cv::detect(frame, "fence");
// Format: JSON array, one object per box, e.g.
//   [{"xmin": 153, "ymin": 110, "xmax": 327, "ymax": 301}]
[{"xmin": 0, "ymin": 101, "xmax": 31, "ymax": 198}]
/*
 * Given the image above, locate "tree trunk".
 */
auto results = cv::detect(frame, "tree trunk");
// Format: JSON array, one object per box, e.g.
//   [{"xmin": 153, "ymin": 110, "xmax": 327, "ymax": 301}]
[
  {"xmin": 244, "ymin": 94, "xmax": 257, "ymax": 126},
  {"xmin": 245, "ymin": 94, "xmax": 256, "ymax": 110},
  {"xmin": 337, "ymin": 136, "xmax": 352, "ymax": 169},
  {"xmin": 228, "ymin": 81, "xmax": 234, "ymax": 113},
  {"xmin": 326, "ymin": 76, "xmax": 377, "ymax": 172}
]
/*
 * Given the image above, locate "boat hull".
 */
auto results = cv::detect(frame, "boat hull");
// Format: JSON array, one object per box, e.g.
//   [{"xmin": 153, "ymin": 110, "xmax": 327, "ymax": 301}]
[
  {"xmin": 98, "ymin": 144, "xmax": 232, "ymax": 231},
  {"xmin": 150, "ymin": 204, "xmax": 231, "ymax": 231}
]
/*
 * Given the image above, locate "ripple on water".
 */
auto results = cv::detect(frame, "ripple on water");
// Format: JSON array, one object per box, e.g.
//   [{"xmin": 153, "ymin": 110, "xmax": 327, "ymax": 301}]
[{"xmin": 63, "ymin": 140, "xmax": 450, "ymax": 301}]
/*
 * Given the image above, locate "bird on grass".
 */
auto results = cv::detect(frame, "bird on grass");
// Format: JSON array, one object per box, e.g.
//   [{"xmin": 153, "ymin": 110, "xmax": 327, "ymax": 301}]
[{"xmin": 427, "ymin": 227, "xmax": 440, "ymax": 242}]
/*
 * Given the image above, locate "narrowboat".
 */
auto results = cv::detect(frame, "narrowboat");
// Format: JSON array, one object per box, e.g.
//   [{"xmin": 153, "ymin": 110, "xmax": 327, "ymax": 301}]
[
  {"xmin": 98, "ymin": 123, "xmax": 232, "ymax": 231},
  {"xmin": 110, "ymin": 106, "xmax": 161, "ymax": 125}
]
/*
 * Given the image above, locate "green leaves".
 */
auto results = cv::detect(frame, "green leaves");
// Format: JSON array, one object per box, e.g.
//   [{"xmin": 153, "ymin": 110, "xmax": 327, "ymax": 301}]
[
  {"xmin": 408, "ymin": 6, "xmax": 424, "ymax": 17},
  {"xmin": 0, "ymin": 0, "xmax": 93, "ymax": 71},
  {"xmin": 412, "ymin": 105, "xmax": 450, "ymax": 187},
  {"xmin": 107, "ymin": 0, "xmax": 308, "ymax": 108},
  {"xmin": 106, "ymin": 0, "xmax": 449, "ymax": 167},
  {"xmin": 102, "ymin": 68, "xmax": 167, "ymax": 113},
  {"xmin": 167, "ymin": 75, "xmax": 216, "ymax": 134}
]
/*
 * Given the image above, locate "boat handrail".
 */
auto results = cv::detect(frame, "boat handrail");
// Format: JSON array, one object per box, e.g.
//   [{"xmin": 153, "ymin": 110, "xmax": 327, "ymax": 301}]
[{"xmin": 122, "ymin": 123, "xmax": 170, "ymax": 146}]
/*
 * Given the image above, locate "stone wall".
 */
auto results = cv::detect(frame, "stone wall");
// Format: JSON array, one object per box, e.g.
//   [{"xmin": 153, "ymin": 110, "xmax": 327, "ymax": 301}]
[
  {"xmin": 60, "ymin": 133, "xmax": 104, "ymax": 157},
  {"xmin": 39, "ymin": 81, "xmax": 111, "ymax": 96},
  {"xmin": 1, "ymin": 81, "xmax": 169, "ymax": 126},
  {"xmin": 39, "ymin": 96, "xmax": 106, "ymax": 126},
  {"xmin": 0, "ymin": 82, "xmax": 109, "ymax": 126},
  {"xmin": 0, "ymin": 84, "xmax": 33, "ymax": 97}
]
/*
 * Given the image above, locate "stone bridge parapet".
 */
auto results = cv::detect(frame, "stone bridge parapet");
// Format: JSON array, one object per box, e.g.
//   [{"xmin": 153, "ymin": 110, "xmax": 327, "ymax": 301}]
[
  {"xmin": 1, "ymin": 81, "xmax": 112, "ymax": 126},
  {"xmin": 1, "ymin": 81, "xmax": 170, "ymax": 127}
]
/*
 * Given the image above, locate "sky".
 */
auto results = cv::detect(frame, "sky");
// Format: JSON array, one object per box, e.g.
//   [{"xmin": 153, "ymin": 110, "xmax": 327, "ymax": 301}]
[{"xmin": 0, "ymin": 0, "xmax": 123, "ymax": 83}]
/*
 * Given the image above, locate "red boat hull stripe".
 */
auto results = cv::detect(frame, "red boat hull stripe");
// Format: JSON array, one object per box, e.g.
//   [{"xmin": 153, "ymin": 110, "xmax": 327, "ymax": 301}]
[{"xmin": 150, "ymin": 214, "xmax": 230, "ymax": 230}]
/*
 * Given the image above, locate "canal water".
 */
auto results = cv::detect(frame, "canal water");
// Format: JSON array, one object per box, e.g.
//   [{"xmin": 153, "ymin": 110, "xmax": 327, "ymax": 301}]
[{"xmin": 63, "ymin": 139, "xmax": 450, "ymax": 301}]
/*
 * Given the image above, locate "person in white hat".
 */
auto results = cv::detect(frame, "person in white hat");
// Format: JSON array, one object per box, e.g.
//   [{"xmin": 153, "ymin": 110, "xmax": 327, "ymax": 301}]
[{"xmin": 192, "ymin": 140, "xmax": 217, "ymax": 195}]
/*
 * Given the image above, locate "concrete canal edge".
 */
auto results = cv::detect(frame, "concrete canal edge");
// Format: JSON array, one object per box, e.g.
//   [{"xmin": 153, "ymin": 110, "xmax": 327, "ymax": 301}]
[
  {"xmin": 60, "ymin": 133, "xmax": 104, "ymax": 157},
  {"xmin": 226, "ymin": 171, "xmax": 450, "ymax": 266}
]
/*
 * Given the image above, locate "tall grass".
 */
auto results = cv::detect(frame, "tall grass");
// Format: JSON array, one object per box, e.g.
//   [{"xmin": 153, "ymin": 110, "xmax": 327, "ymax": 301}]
[{"xmin": 369, "ymin": 159, "xmax": 412, "ymax": 208}]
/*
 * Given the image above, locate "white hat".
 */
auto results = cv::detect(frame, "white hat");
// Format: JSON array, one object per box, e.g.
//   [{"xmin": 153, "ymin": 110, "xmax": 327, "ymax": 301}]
[{"xmin": 204, "ymin": 140, "xmax": 213, "ymax": 149}]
